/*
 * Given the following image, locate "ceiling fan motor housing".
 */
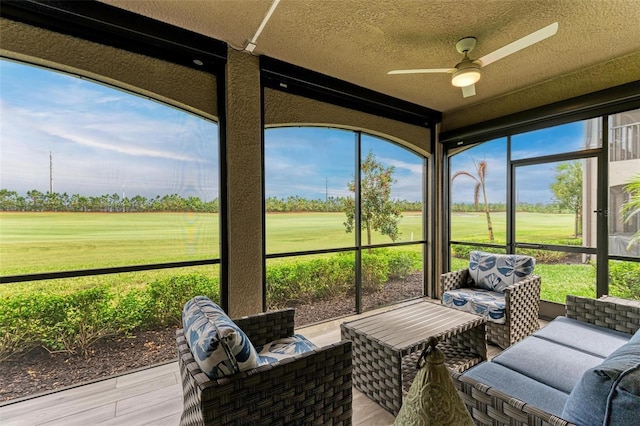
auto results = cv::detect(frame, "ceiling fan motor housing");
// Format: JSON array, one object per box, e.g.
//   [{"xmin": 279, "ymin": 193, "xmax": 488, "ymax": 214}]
[{"xmin": 455, "ymin": 37, "xmax": 477, "ymax": 54}]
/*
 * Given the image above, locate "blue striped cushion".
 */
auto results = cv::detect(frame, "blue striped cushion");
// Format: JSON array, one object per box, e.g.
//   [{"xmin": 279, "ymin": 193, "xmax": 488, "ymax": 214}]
[
  {"xmin": 442, "ymin": 288, "xmax": 506, "ymax": 324},
  {"xmin": 182, "ymin": 296, "xmax": 260, "ymax": 379}
]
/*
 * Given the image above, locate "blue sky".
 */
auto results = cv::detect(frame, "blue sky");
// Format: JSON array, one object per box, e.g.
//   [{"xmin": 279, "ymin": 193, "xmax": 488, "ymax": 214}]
[
  {"xmin": 265, "ymin": 128, "xmax": 424, "ymax": 201},
  {"xmin": 0, "ymin": 59, "xmax": 424, "ymax": 203},
  {"xmin": 1, "ymin": 59, "xmax": 219, "ymax": 201},
  {"xmin": 1, "ymin": 59, "xmax": 590, "ymax": 205},
  {"xmin": 450, "ymin": 121, "xmax": 590, "ymax": 204}
]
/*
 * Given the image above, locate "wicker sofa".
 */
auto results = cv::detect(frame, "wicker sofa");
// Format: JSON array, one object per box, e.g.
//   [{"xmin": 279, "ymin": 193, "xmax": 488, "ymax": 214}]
[
  {"xmin": 452, "ymin": 295, "xmax": 640, "ymax": 426},
  {"xmin": 176, "ymin": 305, "xmax": 353, "ymax": 426}
]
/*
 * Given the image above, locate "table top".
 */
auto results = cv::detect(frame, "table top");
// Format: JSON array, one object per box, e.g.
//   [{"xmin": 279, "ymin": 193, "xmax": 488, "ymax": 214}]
[{"xmin": 341, "ymin": 299, "xmax": 486, "ymax": 352}]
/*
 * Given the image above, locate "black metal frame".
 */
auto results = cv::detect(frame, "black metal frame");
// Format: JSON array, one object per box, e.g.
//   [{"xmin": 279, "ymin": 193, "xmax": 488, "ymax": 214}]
[
  {"xmin": 260, "ymin": 127, "xmax": 430, "ymax": 315},
  {"xmin": 443, "ymin": 87, "xmax": 640, "ymax": 309},
  {"xmin": 0, "ymin": 0, "xmax": 230, "ymax": 311},
  {"xmin": 440, "ymin": 81, "xmax": 640, "ymax": 147},
  {"xmin": 260, "ymin": 56, "xmax": 441, "ymax": 128},
  {"xmin": 0, "ymin": 0, "xmax": 227, "ymax": 74},
  {"xmin": 258, "ymin": 41, "xmax": 437, "ymax": 314}
]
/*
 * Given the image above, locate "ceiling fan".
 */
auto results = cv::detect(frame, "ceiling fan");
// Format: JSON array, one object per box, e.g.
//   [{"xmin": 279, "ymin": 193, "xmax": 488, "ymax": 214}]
[{"xmin": 388, "ymin": 22, "xmax": 558, "ymax": 98}]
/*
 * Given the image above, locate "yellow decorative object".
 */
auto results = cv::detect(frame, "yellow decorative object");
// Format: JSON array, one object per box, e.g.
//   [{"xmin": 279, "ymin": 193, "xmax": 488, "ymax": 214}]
[{"xmin": 394, "ymin": 337, "xmax": 474, "ymax": 426}]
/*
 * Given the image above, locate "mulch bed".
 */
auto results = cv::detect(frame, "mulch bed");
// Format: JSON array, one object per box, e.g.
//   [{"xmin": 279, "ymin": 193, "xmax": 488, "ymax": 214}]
[
  {"xmin": 0, "ymin": 275, "xmax": 423, "ymax": 403},
  {"xmin": 0, "ymin": 328, "xmax": 178, "ymax": 404}
]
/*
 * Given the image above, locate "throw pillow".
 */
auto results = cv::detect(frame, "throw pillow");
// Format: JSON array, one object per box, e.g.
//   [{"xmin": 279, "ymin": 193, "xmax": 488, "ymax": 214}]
[
  {"xmin": 469, "ymin": 251, "xmax": 535, "ymax": 292},
  {"xmin": 561, "ymin": 337, "xmax": 640, "ymax": 426},
  {"xmin": 182, "ymin": 296, "xmax": 260, "ymax": 379}
]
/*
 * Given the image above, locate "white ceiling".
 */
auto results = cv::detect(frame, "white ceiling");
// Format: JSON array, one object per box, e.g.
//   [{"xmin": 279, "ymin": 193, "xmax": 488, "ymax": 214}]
[{"xmin": 102, "ymin": 0, "xmax": 640, "ymax": 127}]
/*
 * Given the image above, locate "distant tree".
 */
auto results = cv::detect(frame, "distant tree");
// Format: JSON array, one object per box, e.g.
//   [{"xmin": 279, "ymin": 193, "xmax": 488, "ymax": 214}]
[
  {"xmin": 551, "ymin": 161, "xmax": 583, "ymax": 238},
  {"xmin": 26, "ymin": 189, "xmax": 45, "ymax": 211},
  {"xmin": 343, "ymin": 151, "xmax": 401, "ymax": 245},
  {"xmin": 46, "ymin": 191, "xmax": 63, "ymax": 211},
  {"xmin": 0, "ymin": 189, "xmax": 20, "ymax": 210},
  {"xmin": 452, "ymin": 159, "xmax": 494, "ymax": 242},
  {"xmin": 621, "ymin": 172, "xmax": 640, "ymax": 251},
  {"xmin": 130, "ymin": 195, "xmax": 147, "ymax": 212}
]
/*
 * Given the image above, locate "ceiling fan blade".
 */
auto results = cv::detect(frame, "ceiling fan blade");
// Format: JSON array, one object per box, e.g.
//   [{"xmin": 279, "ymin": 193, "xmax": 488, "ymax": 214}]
[
  {"xmin": 388, "ymin": 68, "xmax": 455, "ymax": 75},
  {"xmin": 461, "ymin": 84, "xmax": 476, "ymax": 98},
  {"xmin": 479, "ymin": 22, "xmax": 558, "ymax": 67}
]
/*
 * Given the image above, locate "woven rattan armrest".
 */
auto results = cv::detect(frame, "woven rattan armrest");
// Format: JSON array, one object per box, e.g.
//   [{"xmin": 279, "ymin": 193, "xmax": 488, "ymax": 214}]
[
  {"xmin": 503, "ymin": 274, "xmax": 541, "ymax": 317},
  {"xmin": 566, "ymin": 294, "xmax": 640, "ymax": 335},
  {"xmin": 440, "ymin": 268, "xmax": 471, "ymax": 293},
  {"xmin": 451, "ymin": 370, "xmax": 575, "ymax": 426}
]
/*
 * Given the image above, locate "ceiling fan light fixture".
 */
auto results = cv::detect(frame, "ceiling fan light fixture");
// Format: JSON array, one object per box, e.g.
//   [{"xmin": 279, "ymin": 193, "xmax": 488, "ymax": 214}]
[{"xmin": 451, "ymin": 66, "xmax": 481, "ymax": 87}]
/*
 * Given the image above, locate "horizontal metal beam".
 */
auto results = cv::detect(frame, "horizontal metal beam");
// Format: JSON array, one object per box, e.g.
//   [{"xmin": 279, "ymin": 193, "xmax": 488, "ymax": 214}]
[
  {"xmin": 261, "ymin": 56, "xmax": 442, "ymax": 128},
  {"xmin": 441, "ymin": 81, "xmax": 640, "ymax": 148},
  {"xmin": 1, "ymin": 0, "xmax": 227, "ymax": 74}
]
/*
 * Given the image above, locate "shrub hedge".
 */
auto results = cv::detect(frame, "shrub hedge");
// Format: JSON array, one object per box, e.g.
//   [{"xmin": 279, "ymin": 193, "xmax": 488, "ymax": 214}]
[
  {"xmin": 1, "ymin": 249, "xmax": 421, "ymax": 359},
  {"xmin": 451, "ymin": 238, "xmax": 582, "ymax": 263},
  {"xmin": 265, "ymin": 249, "xmax": 421, "ymax": 308},
  {"xmin": 609, "ymin": 260, "xmax": 640, "ymax": 300}
]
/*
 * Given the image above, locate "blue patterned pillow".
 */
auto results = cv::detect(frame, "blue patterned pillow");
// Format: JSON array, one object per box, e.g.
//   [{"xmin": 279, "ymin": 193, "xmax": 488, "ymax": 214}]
[
  {"xmin": 469, "ymin": 251, "xmax": 535, "ymax": 292},
  {"xmin": 256, "ymin": 334, "xmax": 318, "ymax": 365},
  {"xmin": 182, "ymin": 296, "xmax": 260, "ymax": 379}
]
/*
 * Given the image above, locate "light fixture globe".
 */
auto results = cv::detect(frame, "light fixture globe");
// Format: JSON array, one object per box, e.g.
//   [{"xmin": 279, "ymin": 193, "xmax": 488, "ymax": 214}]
[{"xmin": 451, "ymin": 64, "xmax": 481, "ymax": 87}]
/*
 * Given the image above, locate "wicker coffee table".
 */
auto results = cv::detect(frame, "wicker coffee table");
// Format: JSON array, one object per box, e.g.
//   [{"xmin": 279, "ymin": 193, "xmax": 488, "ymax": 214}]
[{"xmin": 340, "ymin": 299, "xmax": 486, "ymax": 415}]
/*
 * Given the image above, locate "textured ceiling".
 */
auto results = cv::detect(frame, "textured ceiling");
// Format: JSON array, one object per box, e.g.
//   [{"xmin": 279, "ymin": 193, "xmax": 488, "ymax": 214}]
[{"xmin": 101, "ymin": 0, "xmax": 640, "ymax": 127}]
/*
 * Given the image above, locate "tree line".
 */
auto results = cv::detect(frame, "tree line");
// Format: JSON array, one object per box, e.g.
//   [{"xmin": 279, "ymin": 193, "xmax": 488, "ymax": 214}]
[
  {"xmin": 451, "ymin": 202, "xmax": 574, "ymax": 214},
  {"xmin": 1, "ymin": 188, "xmax": 575, "ymax": 215},
  {"xmin": 0, "ymin": 189, "xmax": 423, "ymax": 213}
]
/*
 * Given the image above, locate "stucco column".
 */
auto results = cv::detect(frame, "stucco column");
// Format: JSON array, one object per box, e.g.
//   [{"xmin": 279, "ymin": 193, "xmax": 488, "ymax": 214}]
[{"xmin": 225, "ymin": 48, "xmax": 263, "ymax": 317}]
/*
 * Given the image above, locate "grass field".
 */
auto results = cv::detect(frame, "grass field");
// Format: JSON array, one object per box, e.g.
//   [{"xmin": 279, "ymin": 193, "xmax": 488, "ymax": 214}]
[
  {"xmin": 266, "ymin": 211, "xmax": 424, "ymax": 253},
  {"xmin": 1, "ymin": 212, "xmax": 424, "ymax": 275},
  {"xmin": 1, "ymin": 212, "xmax": 220, "ymax": 275},
  {"xmin": 0, "ymin": 211, "xmax": 601, "ymax": 302},
  {"xmin": 451, "ymin": 211, "xmax": 580, "ymax": 243}
]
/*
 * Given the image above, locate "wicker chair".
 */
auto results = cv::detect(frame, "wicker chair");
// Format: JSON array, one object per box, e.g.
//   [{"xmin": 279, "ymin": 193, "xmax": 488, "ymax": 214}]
[
  {"xmin": 176, "ymin": 308, "xmax": 353, "ymax": 426},
  {"xmin": 441, "ymin": 261, "xmax": 541, "ymax": 349}
]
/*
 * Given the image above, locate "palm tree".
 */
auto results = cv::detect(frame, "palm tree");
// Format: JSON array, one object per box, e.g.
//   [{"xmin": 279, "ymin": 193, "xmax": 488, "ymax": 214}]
[
  {"xmin": 621, "ymin": 172, "xmax": 640, "ymax": 251},
  {"xmin": 452, "ymin": 159, "xmax": 494, "ymax": 242}
]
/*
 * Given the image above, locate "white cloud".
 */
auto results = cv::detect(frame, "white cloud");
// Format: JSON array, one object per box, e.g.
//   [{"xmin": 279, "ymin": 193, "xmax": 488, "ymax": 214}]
[
  {"xmin": 1, "ymin": 85, "xmax": 219, "ymax": 200},
  {"xmin": 381, "ymin": 157, "xmax": 423, "ymax": 175}
]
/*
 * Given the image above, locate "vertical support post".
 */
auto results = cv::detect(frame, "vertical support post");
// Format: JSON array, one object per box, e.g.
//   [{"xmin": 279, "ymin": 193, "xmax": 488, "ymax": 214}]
[{"xmin": 225, "ymin": 48, "xmax": 263, "ymax": 317}]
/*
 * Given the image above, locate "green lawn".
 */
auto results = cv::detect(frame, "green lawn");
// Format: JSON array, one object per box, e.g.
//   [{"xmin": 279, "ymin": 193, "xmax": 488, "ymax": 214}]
[
  {"xmin": 1, "ymin": 212, "xmax": 219, "ymax": 275},
  {"xmin": 0, "ymin": 211, "xmax": 610, "ymax": 303},
  {"xmin": 1, "ymin": 211, "xmax": 423, "ymax": 275},
  {"xmin": 451, "ymin": 211, "xmax": 580, "ymax": 243},
  {"xmin": 265, "ymin": 211, "xmax": 423, "ymax": 253}
]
